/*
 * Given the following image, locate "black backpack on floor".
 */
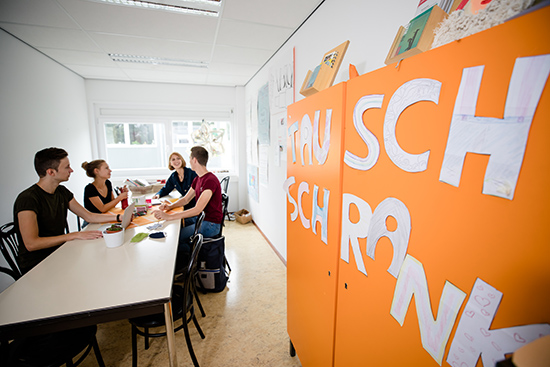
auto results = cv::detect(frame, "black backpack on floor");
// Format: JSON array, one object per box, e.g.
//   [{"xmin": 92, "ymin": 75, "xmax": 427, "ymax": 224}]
[{"xmin": 196, "ymin": 236, "xmax": 229, "ymax": 293}]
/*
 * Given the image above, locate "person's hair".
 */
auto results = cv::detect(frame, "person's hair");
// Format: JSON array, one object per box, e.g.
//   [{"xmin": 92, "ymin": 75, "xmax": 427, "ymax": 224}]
[
  {"xmin": 168, "ymin": 152, "xmax": 186, "ymax": 170},
  {"xmin": 34, "ymin": 147, "xmax": 68, "ymax": 178},
  {"xmin": 190, "ymin": 146, "xmax": 209, "ymax": 166},
  {"xmin": 81, "ymin": 159, "xmax": 106, "ymax": 178}
]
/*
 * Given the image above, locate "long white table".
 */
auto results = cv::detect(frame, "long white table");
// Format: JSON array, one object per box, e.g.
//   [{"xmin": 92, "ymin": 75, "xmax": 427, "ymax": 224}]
[{"xmin": 0, "ymin": 219, "xmax": 181, "ymax": 366}]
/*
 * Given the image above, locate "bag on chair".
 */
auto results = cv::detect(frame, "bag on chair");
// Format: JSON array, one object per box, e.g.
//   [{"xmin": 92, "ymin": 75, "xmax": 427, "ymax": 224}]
[{"xmin": 196, "ymin": 236, "xmax": 228, "ymax": 293}]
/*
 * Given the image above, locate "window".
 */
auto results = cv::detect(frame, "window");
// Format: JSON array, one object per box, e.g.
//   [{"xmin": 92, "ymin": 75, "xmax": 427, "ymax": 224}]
[
  {"xmin": 95, "ymin": 104, "xmax": 235, "ymax": 179},
  {"xmin": 102, "ymin": 122, "xmax": 165, "ymax": 170},
  {"xmin": 172, "ymin": 120, "xmax": 233, "ymax": 171}
]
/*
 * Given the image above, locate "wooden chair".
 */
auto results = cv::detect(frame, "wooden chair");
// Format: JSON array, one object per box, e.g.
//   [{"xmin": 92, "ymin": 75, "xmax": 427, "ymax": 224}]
[{"xmin": 129, "ymin": 234, "xmax": 206, "ymax": 367}]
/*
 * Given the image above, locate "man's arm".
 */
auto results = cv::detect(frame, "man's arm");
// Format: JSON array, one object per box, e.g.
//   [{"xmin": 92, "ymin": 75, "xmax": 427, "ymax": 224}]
[
  {"xmin": 160, "ymin": 187, "xmax": 196, "ymax": 211},
  {"xmin": 17, "ymin": 210, "xmax": 103, "ymax": 252},
  {"xmin": 69, "ymin": 198, "xmax": 118, "ymax": 224},
  {"xmin": 154, "ymin": 189, "xmax": 211, "ymax": 221}
]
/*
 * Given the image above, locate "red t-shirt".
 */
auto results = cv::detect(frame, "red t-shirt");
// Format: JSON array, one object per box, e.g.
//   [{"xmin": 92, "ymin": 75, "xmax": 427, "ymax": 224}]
[{"xmin": 191, "ymin": 172, "xmax": 223, "ymax": 224}]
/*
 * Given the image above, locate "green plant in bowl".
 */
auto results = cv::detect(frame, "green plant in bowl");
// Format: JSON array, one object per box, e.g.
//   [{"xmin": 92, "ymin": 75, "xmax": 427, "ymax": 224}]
[{"xmin": 105, "ymin": 224, "xmax": 123, "ymax": 233}]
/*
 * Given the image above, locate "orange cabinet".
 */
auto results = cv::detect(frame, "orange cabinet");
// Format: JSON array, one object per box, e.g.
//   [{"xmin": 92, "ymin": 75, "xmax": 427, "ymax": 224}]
[{"xmin": 287, "ymin": 6, "xmax": 550, "ymax": 367}]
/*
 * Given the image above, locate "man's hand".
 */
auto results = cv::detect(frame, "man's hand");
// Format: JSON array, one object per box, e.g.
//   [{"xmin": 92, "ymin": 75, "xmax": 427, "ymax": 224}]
[
  {"xmin": 72, "ymin": 230, "xmax": 104, "ymax": 241},
  {"xmin": 153, "ymin": 209, "xmax": 169, "ymax": 220},
  {"xmin": 159, "ymin": 201, "xmax": 172, "ymax": 211}
]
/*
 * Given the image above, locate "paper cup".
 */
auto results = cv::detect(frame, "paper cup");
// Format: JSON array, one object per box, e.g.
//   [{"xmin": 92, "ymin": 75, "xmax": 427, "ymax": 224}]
[{"xmin": 103, "ymin": 229, "xmax": 125, "ymax": 248}]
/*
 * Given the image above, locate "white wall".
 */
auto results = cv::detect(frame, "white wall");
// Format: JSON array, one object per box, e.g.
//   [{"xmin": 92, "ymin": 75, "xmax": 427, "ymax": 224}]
[
  {"xmin": 243, "ymin": 0, "xmax": 418, "ymax": 260},
  {"xmin": 0, "ymin": 30, "xmax": 92, "ymax": 229},
  {"xmin": 0, "ymin": 29, "xmax": 91, "ymax": 291}
]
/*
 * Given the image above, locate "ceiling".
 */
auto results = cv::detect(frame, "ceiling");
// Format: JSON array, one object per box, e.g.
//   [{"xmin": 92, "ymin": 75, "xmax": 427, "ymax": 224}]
[{"xmin": 0, "ymin": 0, "xmax": 324, "ymax": 87}]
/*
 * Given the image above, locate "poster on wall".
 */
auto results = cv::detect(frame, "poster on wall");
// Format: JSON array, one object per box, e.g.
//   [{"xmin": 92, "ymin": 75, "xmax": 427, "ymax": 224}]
[
  {"xmin": 269, "ymin": 48, "xmax": 294, "ymax": 115},
  {"xmin": 247, "ymin": 164, "xmax": 259, "ymax": 202},
  {"xmin": 246, "ymin": 99, "xmax": 259, "ymax": 166},
  {"xmin": 259, "ymin": 144, "xmax": 269, "ymax": 187},
  {"xmin": 258, "ymin": 83, "xmax": 271, "ymax": 145},
  {"xmin": 274, "ymin": 111, "xmax": 287, "ymax": 166}
]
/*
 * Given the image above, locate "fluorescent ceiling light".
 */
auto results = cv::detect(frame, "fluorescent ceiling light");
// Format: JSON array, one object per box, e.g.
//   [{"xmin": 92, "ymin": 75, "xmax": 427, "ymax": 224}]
[
  {"xmin": 85, "ymin": 0, "xmax": 220, "ymax": 17},
  {"xmin": 109, "ymin": 53, "xmax": 209, "ymax": 68}
]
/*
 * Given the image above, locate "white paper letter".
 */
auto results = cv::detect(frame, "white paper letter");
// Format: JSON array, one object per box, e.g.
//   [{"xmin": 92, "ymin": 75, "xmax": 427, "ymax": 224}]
[
  {"xmin": 300, "ymin": 114, "xmax": 313, "ymax": 166},
  {"xmin": 367, "ymin": 197, "xmax": 411, "ymax": 278},
  {"xmin": 313, "ymin": 109, "xmax": 331, "ymax": 165},
  {"xmin": 446, "ymin": 278, "xmax": 550, "ymax": 367},
  {"xmin": 344, "ymin": 95, "xmax": 384, "ymax": 170},
  {"xmin": 384, "ymin": 78, "xmax": 441, "ymax": 172},
  {"xmin": 311, "ymin": 185, "xmax": 330, "ymax": 244},
  {"xmin": 288, "ymin": 121, "xmax": 299, "ymax": 163},
  {"xmin": 391, "ymin": 255, "xmax": 467, "ymax": 365},
  {"xmin": 340, "ymin": 193, "xmax": 372, "ymax": 276},
  {"xmin": 297, "ymin": 181, "xmax": 310, "ymax": 229},
  {"xmin": 440, "ymin": 55, "xmax": 550, "ymax": 199},
  {"xmin": 283, "ymin": 176, "xmax": 298, "ymax": 221}
]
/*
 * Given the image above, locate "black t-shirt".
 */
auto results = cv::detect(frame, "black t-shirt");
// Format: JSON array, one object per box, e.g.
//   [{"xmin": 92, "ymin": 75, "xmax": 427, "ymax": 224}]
[
  {"xmin": 13, "ymin": 184, "xmax": 74, "ymax": 274},
  {"xmin": 83, "ymin": 180, "xmax": 113, "ymax": 213}
]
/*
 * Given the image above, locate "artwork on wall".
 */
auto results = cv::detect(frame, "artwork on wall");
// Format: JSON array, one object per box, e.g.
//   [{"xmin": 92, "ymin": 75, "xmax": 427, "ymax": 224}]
[
  {"xmin": 245, "ymin": 99, "xmax": 258, "ymax": 166},
  {"xmin": 269, "ymin": 48, "xmax": 295, "ymax": 115},
  {"xmin": 385, "ymin": 5, "xmax": 448, "ymax": 65},
  {"xmin": 247, "ymin": 164, "xmax": 259, "ymax": 202},
  {"xmin": 257, "ymin": 83, "xmax": 271, "ymax": 145},
  {"xmin": 300, "ymin": 40, "xmax": 350, "ymax": 97}
]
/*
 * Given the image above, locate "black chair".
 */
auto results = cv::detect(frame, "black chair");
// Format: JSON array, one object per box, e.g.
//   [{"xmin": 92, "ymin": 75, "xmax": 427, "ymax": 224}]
[
  {"xmin": 0, "ymin": 268, "xmax": 105, "ymax": 367},
  {"xmin": 130, "ymin": 234, "xmax": 206, "ymax": 367},
  {"xmin": 219, "ymin": 177, "xmax": 231, "ymax": 222},
  {"xmin": 219, "ymin": 176, "xmax": 230, "ymax": 195},
  {"xmin": 175, "ymin": 211, "xmax": 206, "ymax": 317},
  {"xmin": 218, "ymin": 193, "xmax": 229, "ymax": 238},
  {"xmin": 219, "ymin": 194, "xmax": 231, "ymax": 274},
  {"xmin": 0, "ymin": 222, "xmax": 23, "ymax": 279}
]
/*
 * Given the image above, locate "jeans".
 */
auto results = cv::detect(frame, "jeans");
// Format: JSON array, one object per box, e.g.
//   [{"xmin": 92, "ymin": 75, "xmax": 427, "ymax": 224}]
[{"xmin": 175, "ymin": 218, "xmax": 221, "ymax": 270}]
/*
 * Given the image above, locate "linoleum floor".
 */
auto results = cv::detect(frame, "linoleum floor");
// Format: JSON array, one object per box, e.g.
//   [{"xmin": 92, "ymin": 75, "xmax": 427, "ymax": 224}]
[{"xmin": 79, "ymin": 219, "xmax": 302, "ymax": 367}]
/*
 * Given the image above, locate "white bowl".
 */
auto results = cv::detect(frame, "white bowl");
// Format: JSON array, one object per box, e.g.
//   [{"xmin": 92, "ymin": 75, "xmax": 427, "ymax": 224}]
[{"xmin": 103, "ymin": 229, "xmax": 125, "ymax": 248}]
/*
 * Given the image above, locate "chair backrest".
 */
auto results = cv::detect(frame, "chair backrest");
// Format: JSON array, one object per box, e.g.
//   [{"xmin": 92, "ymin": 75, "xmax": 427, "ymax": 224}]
[
  {"xmin": 217, "ymin": 193, "xmax": 229, "ymax": 237},
  {"xmin": 0, "ymin": 222, "xmax": 22, "ymax": 279},
  {"xmin": 192, "ymin": 212, "xmax": 205, "ymax": 241},
  {"xmin": 184, "ymin": 234, "xmax": 204, "ymax": 300},
  {"xmin": 219, "ymin": 176, "xmax": 230, "ymax": 195}
]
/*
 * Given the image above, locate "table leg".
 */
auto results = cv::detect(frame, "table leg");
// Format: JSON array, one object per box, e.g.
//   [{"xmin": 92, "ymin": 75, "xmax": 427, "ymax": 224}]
[{"xmin": 164, "ymin": 301, "xmax": 179, "ymax": 367}]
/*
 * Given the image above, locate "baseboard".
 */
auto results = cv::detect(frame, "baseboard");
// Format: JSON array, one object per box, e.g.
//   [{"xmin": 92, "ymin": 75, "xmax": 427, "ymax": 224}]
[{"xmin": 252, "ymin": 221, "xmax": 287, "ymax": 266}]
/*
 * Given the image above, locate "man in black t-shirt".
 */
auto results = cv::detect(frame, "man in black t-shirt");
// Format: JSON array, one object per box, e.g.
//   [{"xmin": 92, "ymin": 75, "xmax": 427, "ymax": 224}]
[{"xmin": 13, "ymin": 148, "xmax": 120, "ymax": 274}]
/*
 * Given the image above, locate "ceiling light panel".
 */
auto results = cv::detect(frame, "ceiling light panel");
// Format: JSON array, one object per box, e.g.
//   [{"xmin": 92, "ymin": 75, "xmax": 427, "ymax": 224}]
[
  {"xmin": 109, "ymin": 53, "xmax": 209, "ymax": 68},
  {"xmin": 83, "ymin": 0, "xmax": 221, "ymax": 17}
]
